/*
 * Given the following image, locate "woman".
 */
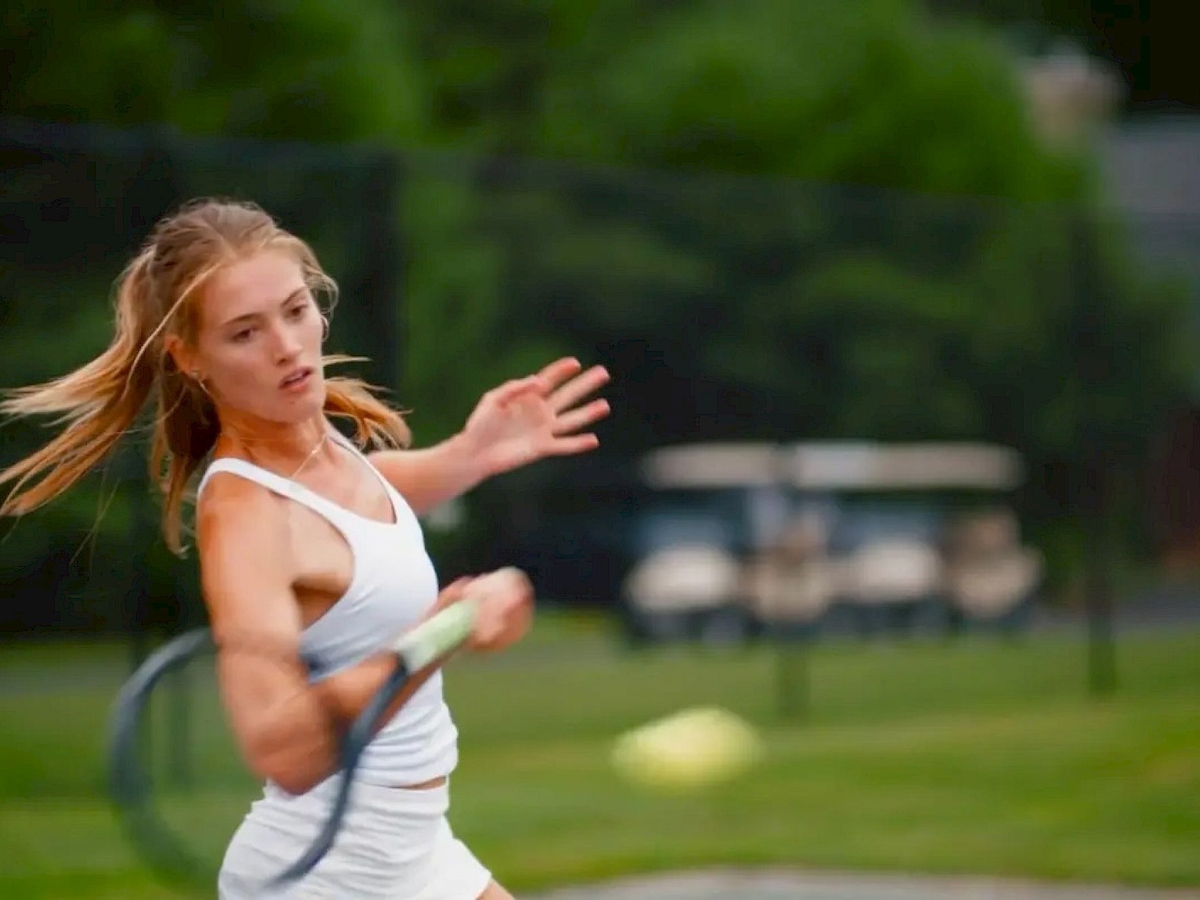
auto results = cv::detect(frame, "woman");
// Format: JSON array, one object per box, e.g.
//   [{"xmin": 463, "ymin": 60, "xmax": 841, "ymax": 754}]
[{"xmin": 0, "ymin": 197, "xmax": 611, "ymax": 898}]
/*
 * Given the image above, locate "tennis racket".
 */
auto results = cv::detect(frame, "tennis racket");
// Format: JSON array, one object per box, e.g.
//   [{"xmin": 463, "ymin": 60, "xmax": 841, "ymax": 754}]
[{"xmin": 107, "ymin": 592, "xmax": 483, "ymax": 892}]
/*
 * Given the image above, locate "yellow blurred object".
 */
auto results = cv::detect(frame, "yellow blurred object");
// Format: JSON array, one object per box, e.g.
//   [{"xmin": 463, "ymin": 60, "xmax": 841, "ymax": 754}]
[{"xmin": 610, "ymin": 706, "xmax": 763, "ymax": 791}]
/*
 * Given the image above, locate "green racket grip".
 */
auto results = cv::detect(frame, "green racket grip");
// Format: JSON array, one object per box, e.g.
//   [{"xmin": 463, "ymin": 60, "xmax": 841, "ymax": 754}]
[{"xmin": 391, "ymin": 596, "xmax": 480, "ymax": 673}]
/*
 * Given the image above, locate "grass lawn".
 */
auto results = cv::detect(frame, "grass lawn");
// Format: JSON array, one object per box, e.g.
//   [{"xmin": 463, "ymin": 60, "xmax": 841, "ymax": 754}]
[{"xmin": 0, "ymin": 617, "xmax": 1197, "ymax": 899}]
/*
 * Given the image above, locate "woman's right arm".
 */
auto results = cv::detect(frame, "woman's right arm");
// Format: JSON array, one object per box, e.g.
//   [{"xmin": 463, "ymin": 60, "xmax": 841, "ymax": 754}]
[{"xmin": 196, "ymin": 478, "xmax": 526, "ymax": 795}]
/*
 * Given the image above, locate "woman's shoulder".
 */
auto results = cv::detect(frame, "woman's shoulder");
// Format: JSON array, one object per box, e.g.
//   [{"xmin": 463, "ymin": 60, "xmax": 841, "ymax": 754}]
[
  {"xmin": 193, "ymin": 466, "xmax": 303, "ymax": 620},
  {"xmin": 195, "ymin": 462, "xmax": 291, "ymax": 549}
]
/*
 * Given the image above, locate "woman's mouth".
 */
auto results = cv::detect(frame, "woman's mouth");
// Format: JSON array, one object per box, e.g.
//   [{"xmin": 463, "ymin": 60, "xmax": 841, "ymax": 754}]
[{"xmin": 280, "ymin": 368, "xmax": 313, "ymax": 392}]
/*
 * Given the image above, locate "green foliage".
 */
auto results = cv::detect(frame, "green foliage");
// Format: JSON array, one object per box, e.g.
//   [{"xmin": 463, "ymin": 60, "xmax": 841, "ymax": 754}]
[
  {"xmin": 2, "ymin": 4, "xmax": 177, "ymax": 126},
  {"xmin": 2, "ymin": 0, "xmax": 426, "ymax": 142},
  {"xmin": 400, "ymin": 0, "xmax": 683, "ymax": 152},
  {"xmin": 1, "ymin": 0, "xmax": 1195, "ymax": 611},
  {"xmin": 537, "ymin": 0, "xmax": 1083, "ymax": 198}
]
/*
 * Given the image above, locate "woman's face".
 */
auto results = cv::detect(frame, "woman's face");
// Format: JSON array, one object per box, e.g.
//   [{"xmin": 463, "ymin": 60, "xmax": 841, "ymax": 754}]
[{"xmin": 187, "ymin": 249, "xmax": 327, "ymax": 426}]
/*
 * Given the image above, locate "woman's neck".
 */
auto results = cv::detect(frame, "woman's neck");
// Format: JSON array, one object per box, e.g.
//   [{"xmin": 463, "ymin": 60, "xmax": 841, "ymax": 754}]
[{"xmin": 214, "ymin": 412, "xmax": 334, "ymax": 477}]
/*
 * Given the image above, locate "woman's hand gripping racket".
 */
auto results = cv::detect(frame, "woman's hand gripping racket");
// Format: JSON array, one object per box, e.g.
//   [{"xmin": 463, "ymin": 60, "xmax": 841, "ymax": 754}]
[{"xmin": 107, "ymin": 567, "xmax": 531, "ymax": 892}]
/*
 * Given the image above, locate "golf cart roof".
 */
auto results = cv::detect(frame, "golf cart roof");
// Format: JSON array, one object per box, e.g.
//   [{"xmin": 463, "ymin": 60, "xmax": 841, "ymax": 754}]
[{"xmin": 639, "ymin": 441, "xmax": 1024, "ymax": 491}]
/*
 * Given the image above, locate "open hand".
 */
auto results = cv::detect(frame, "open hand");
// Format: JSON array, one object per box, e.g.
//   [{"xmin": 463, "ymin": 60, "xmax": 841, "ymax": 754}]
[{"xmin": 459, "ymin": 357, "xmax": 611, "ymax": 478}]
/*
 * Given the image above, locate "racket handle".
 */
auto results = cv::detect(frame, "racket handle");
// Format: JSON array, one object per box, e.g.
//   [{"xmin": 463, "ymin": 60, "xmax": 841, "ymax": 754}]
[
  {"xmin": 390, "ymin": 596, "xmax": 480, "ymax": 673},
  {"xmin": 268, "ymin": 601, "xmax": 479, "ymax": 888}
]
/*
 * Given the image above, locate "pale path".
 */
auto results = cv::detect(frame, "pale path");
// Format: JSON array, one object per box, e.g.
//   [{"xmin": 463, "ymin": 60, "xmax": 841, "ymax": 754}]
[{"xmin": 528, "ymin": 869, "xmax": 1200, "ymax": 900}]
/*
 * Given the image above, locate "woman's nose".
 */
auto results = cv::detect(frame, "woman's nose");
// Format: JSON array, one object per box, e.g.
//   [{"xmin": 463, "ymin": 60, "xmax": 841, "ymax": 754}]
[{"xmin": 272, "ymin": 324, "xmax": 303, "ymax": 361}]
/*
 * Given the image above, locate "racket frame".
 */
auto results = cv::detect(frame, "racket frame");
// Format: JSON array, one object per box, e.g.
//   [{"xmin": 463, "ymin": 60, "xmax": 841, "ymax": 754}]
[{"xmin": 107, "ymin": 596, "xmax": 484, "ymax": 891}]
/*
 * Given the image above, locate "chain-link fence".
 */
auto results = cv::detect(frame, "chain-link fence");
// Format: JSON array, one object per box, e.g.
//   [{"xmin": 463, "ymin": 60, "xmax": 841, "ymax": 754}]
[
  {"xmin": 3, "ymin": 118, "xmax": 1199, "ymax": 660},
  {"xmin": 419, "ymin": 149, "xmax": 1200, "ymax": 717}
]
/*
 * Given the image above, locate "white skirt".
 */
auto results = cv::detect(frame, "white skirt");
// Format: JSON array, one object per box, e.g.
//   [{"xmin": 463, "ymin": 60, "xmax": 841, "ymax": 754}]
[{"xmin": 217, "ymin": 777, "xmax": 493, "ymax": 900}]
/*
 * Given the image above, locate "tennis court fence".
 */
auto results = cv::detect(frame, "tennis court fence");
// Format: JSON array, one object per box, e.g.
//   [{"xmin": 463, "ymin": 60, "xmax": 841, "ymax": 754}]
[{"xmin": 2, "ymin": 116, "xmax": 1199, "ymax": 685}]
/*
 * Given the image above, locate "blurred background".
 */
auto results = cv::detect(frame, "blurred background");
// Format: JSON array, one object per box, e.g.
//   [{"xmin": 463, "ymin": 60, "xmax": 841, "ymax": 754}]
[{"xmin": 1, "ymin": 1, "xmax": 1198, "ymax": 898}]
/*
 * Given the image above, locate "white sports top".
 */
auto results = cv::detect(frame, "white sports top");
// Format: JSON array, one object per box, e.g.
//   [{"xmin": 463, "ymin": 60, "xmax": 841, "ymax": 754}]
[{"xmin": 196, "ymin": 427, "xmax": 459, "ymax": 788}]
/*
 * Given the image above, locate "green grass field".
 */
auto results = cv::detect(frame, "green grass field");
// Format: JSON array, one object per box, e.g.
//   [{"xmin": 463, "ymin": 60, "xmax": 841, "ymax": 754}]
[{"xmin": 1, "ymin": 618, "xmax": 1198, "ymax": 899}]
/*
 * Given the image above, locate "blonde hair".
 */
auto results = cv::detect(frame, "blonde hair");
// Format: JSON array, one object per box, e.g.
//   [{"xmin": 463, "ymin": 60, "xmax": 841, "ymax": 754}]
[{"xmin": 0, "ymin": 197, "xmax": 411, "ymax": 554}]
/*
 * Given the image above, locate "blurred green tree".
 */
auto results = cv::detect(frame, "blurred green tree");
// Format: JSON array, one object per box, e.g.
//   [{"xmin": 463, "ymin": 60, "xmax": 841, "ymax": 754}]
[
  {"xmin": 1, "ymin": 0, "xmax": 425, "ymax": 141},
  {"xmin": 0, "ymin": 0, "xmax": 1192, "ymax": 614},
  {"xmin": 431, "ymin": 0, "xmax": 1192, "ymax": 590}
]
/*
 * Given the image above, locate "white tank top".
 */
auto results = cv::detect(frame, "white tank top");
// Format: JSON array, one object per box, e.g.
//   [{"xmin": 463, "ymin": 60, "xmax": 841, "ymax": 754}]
[{"xmin": 196, "ymin": 428, "xmax": 459, "ymax": 788}]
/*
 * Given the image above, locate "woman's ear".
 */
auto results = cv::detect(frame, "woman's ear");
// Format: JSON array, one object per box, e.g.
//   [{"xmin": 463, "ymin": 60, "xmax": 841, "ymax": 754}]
[{"xmin": 163, "ymin": 334, "xmax": 196, "ymax": 380}]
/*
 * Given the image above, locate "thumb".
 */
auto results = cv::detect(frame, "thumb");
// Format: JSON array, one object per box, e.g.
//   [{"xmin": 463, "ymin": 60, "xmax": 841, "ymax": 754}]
[{"xmin": 439, "ymin": 575, "xmax": 477, "ymax": 604}]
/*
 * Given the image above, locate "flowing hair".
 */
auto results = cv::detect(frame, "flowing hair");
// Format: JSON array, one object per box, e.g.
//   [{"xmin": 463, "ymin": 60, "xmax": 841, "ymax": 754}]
[{"xmin": 0, "ymin": 198, "xmax": 410, "ymax": 554}]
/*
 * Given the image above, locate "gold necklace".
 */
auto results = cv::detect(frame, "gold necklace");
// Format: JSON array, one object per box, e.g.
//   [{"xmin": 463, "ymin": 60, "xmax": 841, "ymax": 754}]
[{"xmin": 290, "ymin": 433, "xmax": 330, "ymax": 478}]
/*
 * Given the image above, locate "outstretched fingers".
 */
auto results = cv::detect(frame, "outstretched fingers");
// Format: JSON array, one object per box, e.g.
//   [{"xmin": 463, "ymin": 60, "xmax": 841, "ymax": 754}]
[
  {"xmin": 552, "ymin": 398, "xmax": 610, "ymax": 436},
  {"xmin": 537, "ymin": 356, "xmax": 585, "ymax": 390},
  {"xmin": 548, "ymin": 364, "xmax": 610, "ymax": 414},
  {"xmin": 549, "ymin": 432, "xmax": 600, "ymax": 456}
]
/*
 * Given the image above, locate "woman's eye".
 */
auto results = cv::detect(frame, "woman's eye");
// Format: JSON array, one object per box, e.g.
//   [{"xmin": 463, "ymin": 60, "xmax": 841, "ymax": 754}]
[
  {"xmin": 287, "ymin": 304, "xmax": 307, "ymax": 320},
  {"xmin": 231, "ymin": 328, "xmax": 254, "ymax": 343}
]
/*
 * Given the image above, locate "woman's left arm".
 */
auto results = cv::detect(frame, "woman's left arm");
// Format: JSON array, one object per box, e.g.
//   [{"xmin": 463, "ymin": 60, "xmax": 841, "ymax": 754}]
[{"xmin": 368, "ymin": 357, "xmax": 610, "ymax": 515}]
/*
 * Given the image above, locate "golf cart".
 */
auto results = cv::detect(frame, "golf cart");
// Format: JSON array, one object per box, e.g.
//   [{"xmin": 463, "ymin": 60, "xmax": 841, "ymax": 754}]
[{"xmin": 621, "ymin": 441, "xmax": 1043, "ymax": 643}]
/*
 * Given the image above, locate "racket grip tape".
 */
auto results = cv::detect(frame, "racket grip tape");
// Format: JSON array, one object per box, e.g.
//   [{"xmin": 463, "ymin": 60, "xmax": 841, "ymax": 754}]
[{"xmin": 390, "ymin": 596, "xmax": 480, "ymax": 673}]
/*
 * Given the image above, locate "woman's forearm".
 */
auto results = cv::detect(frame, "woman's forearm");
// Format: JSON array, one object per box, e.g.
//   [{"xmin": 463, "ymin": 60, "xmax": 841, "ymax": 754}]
[
  {"xmin": 243, "ymin": 588, "xmax": 471, "ymax": 794},
  {"xmin": 368, "ymin": 432, "xmax": 488, "ymax": 515},
  {"xmin": 247, "ymin": 650, "xmax": 450, "ymax": 795}
]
